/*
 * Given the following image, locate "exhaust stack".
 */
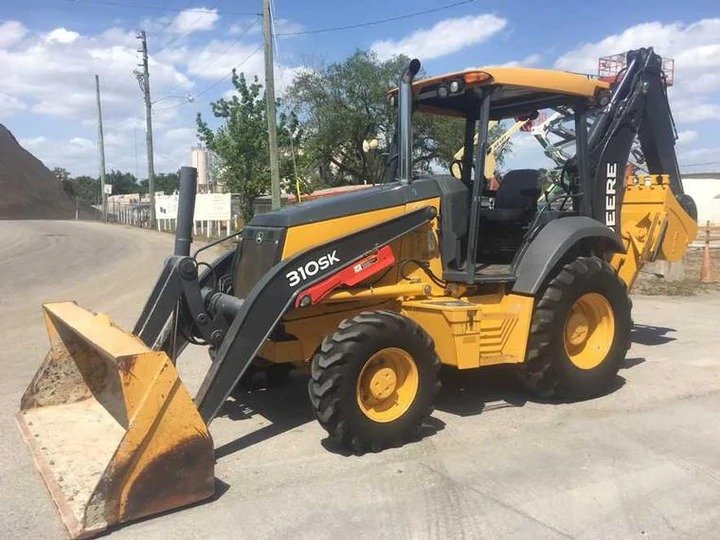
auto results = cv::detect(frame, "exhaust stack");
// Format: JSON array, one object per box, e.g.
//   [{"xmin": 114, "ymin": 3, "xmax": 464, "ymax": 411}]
[
  {"xmin": 174, "ymin": 166, "xmax": 198, "ymax": 256},
  {"xmin": 398, "ymin": 58, "xmax": 421, "ymax": 184}
]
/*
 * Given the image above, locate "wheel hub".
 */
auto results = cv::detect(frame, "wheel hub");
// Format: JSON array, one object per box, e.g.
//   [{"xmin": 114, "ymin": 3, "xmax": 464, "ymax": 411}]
[
  {"xmin": 564, "ymin": 292, "xmax": 615, "ymax": 370},
  {"xmin": 356, "ymin": 347, "xmax": 419, "ymax": 423},
  {"xmin": 368, "ymin": 367, "xmax": 397, "ymax": 400},
  {"xmin": 565, "ymin": 311, "xmax": 590, "ymax": 346}
]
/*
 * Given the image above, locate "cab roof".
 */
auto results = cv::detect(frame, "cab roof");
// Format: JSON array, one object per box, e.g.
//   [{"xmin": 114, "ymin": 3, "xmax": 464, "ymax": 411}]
[{"xmin": 390, "ymin": 67, "xmax": 610, "ymax": 119}]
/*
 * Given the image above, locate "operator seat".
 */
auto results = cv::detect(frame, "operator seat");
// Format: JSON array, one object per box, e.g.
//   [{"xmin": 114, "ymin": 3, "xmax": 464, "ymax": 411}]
[
  {"xmin": 475, "ymin": 169, "xmax": 542, "ymax": 264},
  {"xmin": 481, "ymin": 169, "xmax": 541, "ymax": 223}
]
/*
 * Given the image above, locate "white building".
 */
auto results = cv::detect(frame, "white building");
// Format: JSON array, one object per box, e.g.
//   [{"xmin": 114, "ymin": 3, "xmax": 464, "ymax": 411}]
[
  {"xmin": 191, "ymin": 146, "xmax": 212, "ymax": 193},
  {"xmin": 682, "ymin": 173, "xmax": 720, "ymax": 224}
]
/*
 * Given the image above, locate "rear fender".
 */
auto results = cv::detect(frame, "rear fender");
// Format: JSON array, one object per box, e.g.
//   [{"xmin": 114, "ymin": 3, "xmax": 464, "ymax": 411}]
[{"xmin": 511, "ymin": 216, "xmax": 624, "ymax": 295}]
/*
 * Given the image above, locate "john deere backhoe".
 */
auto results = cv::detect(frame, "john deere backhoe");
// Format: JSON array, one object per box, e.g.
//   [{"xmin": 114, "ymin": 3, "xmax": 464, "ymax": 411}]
[{"xmin": 17, "ymin": 48, "xmax": 697, "ymax": 537}]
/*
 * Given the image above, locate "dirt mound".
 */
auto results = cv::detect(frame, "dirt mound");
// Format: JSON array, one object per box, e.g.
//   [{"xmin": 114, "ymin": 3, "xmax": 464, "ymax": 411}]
[{"xmin": 0, "ymin": 124, "xmax": 97, "ymax": 219}]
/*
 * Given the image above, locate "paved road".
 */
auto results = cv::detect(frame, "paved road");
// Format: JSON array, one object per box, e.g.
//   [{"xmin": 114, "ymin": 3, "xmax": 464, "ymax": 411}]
[{"xmin": 2, "ymin": 220, "xmax": 719, "ymax": 539}]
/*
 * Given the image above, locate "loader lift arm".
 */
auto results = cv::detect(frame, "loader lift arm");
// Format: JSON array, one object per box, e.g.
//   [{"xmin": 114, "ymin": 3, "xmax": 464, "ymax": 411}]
[{"xmin": 134, "ymin": 206, "xmax": 436, "ymax": 423}]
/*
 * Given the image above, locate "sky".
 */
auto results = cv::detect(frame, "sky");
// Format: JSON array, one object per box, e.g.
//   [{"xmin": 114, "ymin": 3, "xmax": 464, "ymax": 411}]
[{"xmin": 1, "ymin": 0, "xmax": 719, "ymax": 178}]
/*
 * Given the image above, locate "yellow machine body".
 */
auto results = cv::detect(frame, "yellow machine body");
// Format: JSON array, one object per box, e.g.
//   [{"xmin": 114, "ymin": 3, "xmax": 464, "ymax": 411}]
[
  {"xmin": 16, "ymin": 302, "xmax": 214, "ymax": 538},
  {"xmin": 260, "ymin": 175, "xmax": 694, "ymax": 368},
  {"xmin": 258, "ymin": 192, "xmax": 537, "ymax": 368}
]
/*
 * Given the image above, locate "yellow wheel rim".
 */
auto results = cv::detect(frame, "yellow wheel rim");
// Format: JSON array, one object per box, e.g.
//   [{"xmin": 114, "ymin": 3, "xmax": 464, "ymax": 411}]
[
  {"xmin": 356, "ymin": 347, "xmax": 419, "ymax": 423},
  {"xmin": 564, "ymin": 292, "xmax": 615, "ymax": 370}
]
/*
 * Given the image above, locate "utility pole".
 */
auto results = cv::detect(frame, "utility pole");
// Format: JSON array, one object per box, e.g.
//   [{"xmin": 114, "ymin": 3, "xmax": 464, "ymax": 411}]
[
  {"xmin": 262, "ymin": 0, "xmax": 281, "ymax": 210},
  {"xmin": 135, "ymin": 30, "xmax": 156, "ymax": 228},
  {"xmin": 94, "ymin": 74, "xmax": 108, "ymax": 221}
]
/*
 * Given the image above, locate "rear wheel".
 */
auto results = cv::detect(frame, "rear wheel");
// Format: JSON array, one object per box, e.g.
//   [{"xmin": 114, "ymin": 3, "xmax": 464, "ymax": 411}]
[
  {"xmin": 309, "ymin": 310, "xmax": 440, "ymax": 453},
  {"xmin": 517, "ymin": 256, "xmax": 631, "ymax": 400}
]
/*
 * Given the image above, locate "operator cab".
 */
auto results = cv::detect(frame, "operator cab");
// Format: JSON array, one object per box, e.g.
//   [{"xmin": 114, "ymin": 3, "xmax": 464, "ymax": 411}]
[{"xmin": 387, "ymin": 63, "xmax": 610, "ymax": 284}]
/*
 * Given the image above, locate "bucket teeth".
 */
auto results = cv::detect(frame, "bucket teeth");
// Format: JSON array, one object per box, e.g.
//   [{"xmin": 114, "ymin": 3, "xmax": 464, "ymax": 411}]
[{"xmin": 17, "ymin": 301, "xmax": 214, "ymax": 538}]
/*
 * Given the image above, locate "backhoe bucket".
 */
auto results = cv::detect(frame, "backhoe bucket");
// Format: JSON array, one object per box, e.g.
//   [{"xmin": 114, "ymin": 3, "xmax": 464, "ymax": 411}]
[{"xmin": 16, "ymin": 302, "xmax": 214, "ymax": 538}]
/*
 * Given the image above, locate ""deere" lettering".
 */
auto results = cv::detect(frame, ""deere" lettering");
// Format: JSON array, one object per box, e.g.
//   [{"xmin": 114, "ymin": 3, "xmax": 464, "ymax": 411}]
[
  {"xmin": 286, "ymin": 251, "xmax": 340, "ymax": 287},
  {"xmin": 605, "ymin": 163, "xmax": 617, "ymax": 227}
]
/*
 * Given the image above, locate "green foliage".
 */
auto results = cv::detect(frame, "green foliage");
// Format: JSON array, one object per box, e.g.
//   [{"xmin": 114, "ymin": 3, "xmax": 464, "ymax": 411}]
[
  {"xmin": 287, "ymin": 51, "xmax": 404, "ymax": 187},
  {"xmin": 52, "ymin": 167, "xmax": 74, "ymax": 197},
  {"xmin": 106, "ymin": 169, "xmax": 140, "ymax": 195},
  {"xmin": 197, "ymin": 71, "xmax": 301, "ymax": 221},
  {"xmin": 139, "ymin": 171, "xmax": 180, "ymax": 195},
  {"xmin": 52, "ymin": 167, "xmax": 70, "ymax": 183},
  {"xmin": 285, "ymin": 50, "xmax": 501, "ymax": 186},
  {"xmin": 70, "ymin": 176, "xmax": 100, "ymax": 204}
]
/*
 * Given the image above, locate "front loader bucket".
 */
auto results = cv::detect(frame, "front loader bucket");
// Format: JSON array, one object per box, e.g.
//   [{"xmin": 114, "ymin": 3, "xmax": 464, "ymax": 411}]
[{"xmin": 16, "ymin": 302, "xmax": 214, "ymax": 538}]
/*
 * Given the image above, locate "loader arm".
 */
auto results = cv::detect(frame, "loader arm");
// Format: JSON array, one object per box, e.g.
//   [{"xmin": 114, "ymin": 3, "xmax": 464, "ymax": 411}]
[{"xmin": 195, "ymin": 206, "xmax": 435, "ymax": 422}]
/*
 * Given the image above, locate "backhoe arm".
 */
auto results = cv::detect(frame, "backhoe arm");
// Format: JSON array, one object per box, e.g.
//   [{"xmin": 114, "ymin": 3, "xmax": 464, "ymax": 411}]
[{"xmin": 584, "ymin": 48, "xmax": 697, "ymax": 287}]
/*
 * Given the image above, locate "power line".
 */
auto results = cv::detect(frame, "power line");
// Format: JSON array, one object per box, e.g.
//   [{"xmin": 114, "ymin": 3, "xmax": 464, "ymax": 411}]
[
  {"xmin": 151, "ymin": 1, "xmax": 223, "ymax": 54},
  {"xmin": 275, "ymin": 0, "xmax": 476, "ymax": 36},
  {"xmin": 154, "ymin": 18, "xmax": 260, "ymax": 104},
  {"xmin": 680, "ymin": 160, "xmax": 720, "ymax": 168},
  {"xmin": 102, "ymin": 0, "xmax": 197, "ymax": 90},
  {"xmin": 154, "ymin": 44, "xmax": 263, "ymax": 111},
  {"xmin": 65, "ymin": 0, "xmax": 259, "ymax": 16}
]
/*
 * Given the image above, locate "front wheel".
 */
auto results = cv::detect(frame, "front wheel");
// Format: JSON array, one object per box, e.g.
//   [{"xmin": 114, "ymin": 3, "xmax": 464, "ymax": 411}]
[
  {"xmin": 517, "ymin": 256, "xmax": 632, "ymax": 400},
  {"xmin": 308, "ymin": 310, "xmax": 440, "ymax": 453}
]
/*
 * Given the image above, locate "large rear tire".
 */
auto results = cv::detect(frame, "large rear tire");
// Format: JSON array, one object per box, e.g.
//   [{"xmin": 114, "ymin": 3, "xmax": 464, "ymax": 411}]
[
  {"xmin": 517, "ymin": 256, "xmax": 631, "ymax": 400},
  {"xmin": 309, "ymin": 310, "xmax": 440, "ymax": 453}
]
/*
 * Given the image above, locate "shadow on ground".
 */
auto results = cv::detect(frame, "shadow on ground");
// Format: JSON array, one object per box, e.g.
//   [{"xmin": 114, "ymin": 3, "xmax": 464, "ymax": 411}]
[
  {"xmin": 214, "ymin": 372, "xmax": 315, "ymax": 459},
  {"xmin": 632, "ymin": 324, "xmax": 677, "ymax": 346},
  {"xmin": 214, "ymin": 353, "xmax": 648, "ymax": 458}
]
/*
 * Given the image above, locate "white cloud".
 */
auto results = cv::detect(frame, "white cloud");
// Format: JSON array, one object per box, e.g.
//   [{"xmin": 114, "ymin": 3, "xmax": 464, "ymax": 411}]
[
  {"xmin": 371, "ymin": 14, "xmax": 507, "ymax": 61},
  {"xmin": 554, "ymin": 19, "xmax": 720, "ymax": 73},
  {"xmin": 0, "ymin": 93, "xmax": 27, "ymax": 115},
  {"xmin": 487, "ymin": 54, "xmax": 542, "ymax": 68},
  {"xmin": 45, "ymin": 28, "xmax": 80, "ymax": 44},
  {"xmin": 185, "ymin": 40, "xmax": 264, "ymax": 79},
  {"xmin": 554, "ymin": 18, "xmax": 720, "ymax": 127},
  {"xmin": 0, "ymin": 20, "xmax": 27, "ymax": 47},
  {"xmin": 0, "ymin": 13, "xmax": 306, "ymax": 177},
  {"xmin": 274, "ymin": 18, "xmax": 304, "ymax": 37},
  {"xmin": 0, "ymin": 24, "xmax": 195, "ymax": 174},
  {"xmin": 171, "ymin": 7, "xmax": 219, "ymax": 34},
  {"xmin": 677, "ymin": 130, "xmax": 699, "ymax": 145}
]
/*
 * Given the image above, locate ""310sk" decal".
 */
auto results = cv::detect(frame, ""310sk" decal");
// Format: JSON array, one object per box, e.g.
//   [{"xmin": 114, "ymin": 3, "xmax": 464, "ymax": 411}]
[{"xmin": 286, "ymin": 250, "xmax": 340, "ymax": 287}]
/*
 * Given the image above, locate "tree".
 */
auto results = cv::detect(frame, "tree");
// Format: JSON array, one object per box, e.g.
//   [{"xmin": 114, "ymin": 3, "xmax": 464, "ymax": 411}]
[
  {"xmin": 286, "ymin": 50, "xmax": 514, "ymax": 186},
  {"xmin": 52, "ymin": 167, "xmax": 74, "ymax": 196},
  {"xmin": 287, "ymin": 51, "xmax": 473, "ymax": 187},
  {"xmin": 140, "ymin": 171, "xmax": 180, "ymax": 195},
  {"xmin": 106, "ymin": 170, "xmax": 139, "ymax": 195},
  {"xmin": 197, "ymin": 71, "xmax": 301, "ymax": 221},
  {"xmin": 70, "ymin": 175, "xmax": 100, "ymax": 204}
]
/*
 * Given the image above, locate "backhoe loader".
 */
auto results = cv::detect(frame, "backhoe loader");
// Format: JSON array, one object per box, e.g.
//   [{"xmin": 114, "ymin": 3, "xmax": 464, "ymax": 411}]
[{"xmin": 18, "ymin": 48, "xmax": 697, "ymax": 537}]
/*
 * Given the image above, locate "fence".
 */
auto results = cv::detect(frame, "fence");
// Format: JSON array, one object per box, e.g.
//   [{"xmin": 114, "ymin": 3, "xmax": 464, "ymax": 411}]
[
  {"xmin": 156, "ymin": 216, "xmax": 238, "ymax": 237},
  {"xmin": 106, "ymin": 196, "xmax": 239, "ymax": 238},
  {"xmin": 695, "ymin": 221, "xmax": 720, "ymax": 248},
  {"xmin": 108, "ymin": 201, "xmax": 152, "ymax": 228}
]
